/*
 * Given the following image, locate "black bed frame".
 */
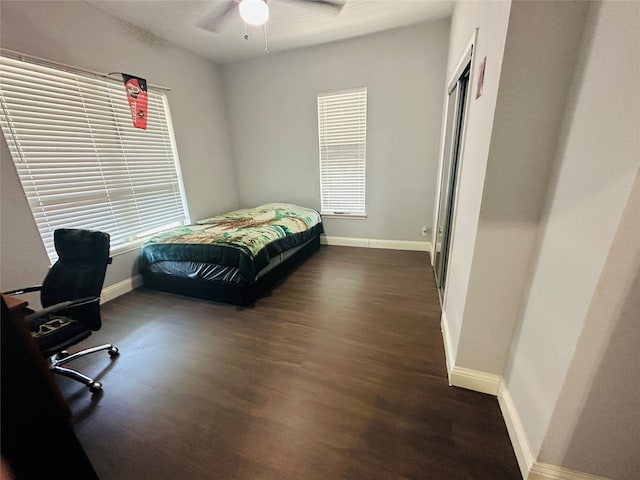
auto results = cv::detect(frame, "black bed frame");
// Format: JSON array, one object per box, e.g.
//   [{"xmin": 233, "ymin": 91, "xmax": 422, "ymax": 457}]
[{"xmin": 141, "ymin": 235, "xmax": 321, "ymax": 306}]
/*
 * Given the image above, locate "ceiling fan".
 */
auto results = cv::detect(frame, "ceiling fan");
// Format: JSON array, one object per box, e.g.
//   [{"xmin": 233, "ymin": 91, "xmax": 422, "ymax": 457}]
[{"xmin": 197, "ymin": 0, "xmax": 346, "ymax": 33}]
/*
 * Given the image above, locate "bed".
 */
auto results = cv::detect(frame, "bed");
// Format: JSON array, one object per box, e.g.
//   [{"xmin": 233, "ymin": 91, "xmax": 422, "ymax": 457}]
[{"xmin": 139, "ymin": 203, "xmax": 324, "ymax": 306}]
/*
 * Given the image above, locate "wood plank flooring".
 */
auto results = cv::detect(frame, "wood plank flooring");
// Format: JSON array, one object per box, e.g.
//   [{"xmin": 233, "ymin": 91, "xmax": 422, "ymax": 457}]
[{"xmin": 58, "ymin": 246, "xmax": 520, "ymax": 479}]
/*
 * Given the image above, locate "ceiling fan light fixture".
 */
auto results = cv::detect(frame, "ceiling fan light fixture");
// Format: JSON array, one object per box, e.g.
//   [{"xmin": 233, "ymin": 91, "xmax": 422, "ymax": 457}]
[{"xmin": 239, "ymin": 0, "xmax": 269, "ymax": 26}]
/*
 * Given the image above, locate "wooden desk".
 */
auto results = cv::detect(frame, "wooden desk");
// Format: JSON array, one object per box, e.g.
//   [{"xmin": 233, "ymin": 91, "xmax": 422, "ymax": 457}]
[
  {"xmin": 1, "ymin": 295, "xmax": 99, "ymax": 478},
  {"xmin": 0, "ymin": 293, "xmax": 68, "ymax": 415},
  {"xmin": 1, "ymin": 293, "xmax": 28, "ymax": 312}
]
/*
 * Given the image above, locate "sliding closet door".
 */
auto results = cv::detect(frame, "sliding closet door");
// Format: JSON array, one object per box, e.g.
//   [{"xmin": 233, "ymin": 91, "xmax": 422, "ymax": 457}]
[
  {"xmin": 434, "ymin": 65, "xmax": 470, "ymax": 293},
  {"xmin": 433, "ymin": 86, "xmax": 458, "ymax": 285}
]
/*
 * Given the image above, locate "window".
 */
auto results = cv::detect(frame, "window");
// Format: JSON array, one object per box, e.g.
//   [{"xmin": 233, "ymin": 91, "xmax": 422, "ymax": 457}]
[
  {"xmin": 0, "ymin": 52, "xmax": 189, "ymax": 262},
  {"xmin": 317, "ymin": 87, "xmax": 367, "ymax": 216}
]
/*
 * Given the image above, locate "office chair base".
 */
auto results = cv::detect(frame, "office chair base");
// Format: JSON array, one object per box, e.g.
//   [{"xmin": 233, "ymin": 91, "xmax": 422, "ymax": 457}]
[
  {"xmin": 50, "ymin": 343, "xmax": 119, "ymax": 394},
  {"xmin": 53, "ymin": 344, "xmax": 119, "ymax": 366},
  {"xmin": 52, "ymin": 365, "xmax": 103, "ymax": 393}
]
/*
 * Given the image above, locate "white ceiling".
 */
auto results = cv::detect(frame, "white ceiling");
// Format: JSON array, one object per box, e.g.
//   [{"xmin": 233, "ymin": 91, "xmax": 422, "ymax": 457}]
[{"xmin": 87, "ymin": 0, "xmax": 455, "ymax": 64}]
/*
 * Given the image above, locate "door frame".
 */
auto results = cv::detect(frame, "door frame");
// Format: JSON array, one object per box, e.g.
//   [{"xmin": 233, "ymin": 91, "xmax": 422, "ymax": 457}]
[{"xmin": 431, "ymin": 29, "xmax": 478, "ymax": 305}]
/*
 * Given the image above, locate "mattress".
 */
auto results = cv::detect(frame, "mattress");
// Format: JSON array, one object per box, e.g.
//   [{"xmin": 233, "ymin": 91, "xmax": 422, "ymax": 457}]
[{"xmin": 140, "ymin": 203, "xmax": 324, "ymax": 282}]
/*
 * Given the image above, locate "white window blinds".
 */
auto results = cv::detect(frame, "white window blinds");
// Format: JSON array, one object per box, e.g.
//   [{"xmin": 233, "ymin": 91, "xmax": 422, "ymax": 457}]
[
  {"xmin": 317, "ymin": 87, "xmax": 367, "ymax": 216},
  {"xmin": 0, "ymin": 53, "xmax": 189, "ymax": 262}
]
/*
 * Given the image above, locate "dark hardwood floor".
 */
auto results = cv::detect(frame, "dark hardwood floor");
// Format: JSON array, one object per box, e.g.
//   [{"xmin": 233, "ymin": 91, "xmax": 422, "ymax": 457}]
[{"xmin": 58, "ymin": 245, "xmax": 520, "ymax": 479}]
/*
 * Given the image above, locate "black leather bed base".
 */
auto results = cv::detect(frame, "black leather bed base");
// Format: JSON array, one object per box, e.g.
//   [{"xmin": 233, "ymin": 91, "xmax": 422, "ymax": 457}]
[{"xmin": 141, "ymin": 235, "xmax": 320, "ymax": 306}]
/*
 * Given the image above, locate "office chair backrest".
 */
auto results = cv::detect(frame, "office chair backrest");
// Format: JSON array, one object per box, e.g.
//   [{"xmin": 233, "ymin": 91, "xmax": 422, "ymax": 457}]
[{"xmin": 41, "ymin": 229, "xmax": 111, "ymax": 331}]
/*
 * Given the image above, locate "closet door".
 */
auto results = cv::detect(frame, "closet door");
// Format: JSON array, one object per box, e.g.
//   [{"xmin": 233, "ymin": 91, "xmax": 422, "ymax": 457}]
[{"xmin": 434, "ymin": 65, "xmax": 470, "ymax": 293}]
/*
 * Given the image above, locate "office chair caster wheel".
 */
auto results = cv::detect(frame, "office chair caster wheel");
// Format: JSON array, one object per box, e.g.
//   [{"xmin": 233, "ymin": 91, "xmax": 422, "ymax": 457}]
[
  {"xmin": 57, "ymin": 350, "xmax": 70, "ymax": 359},
  {"xmin": 108, "ymin": 346, "xmax": 119, "ymax": 357},
  {"xmin": 89, "ymin": 381, "xmax": 103, "ymax": 394}
]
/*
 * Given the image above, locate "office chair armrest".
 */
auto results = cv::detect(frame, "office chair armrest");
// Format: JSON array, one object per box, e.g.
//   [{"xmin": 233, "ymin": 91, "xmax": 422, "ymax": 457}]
[
  {"xmin": 3, "ymin": 285, "xmax": 43, "ymax": 296},
  {"xmin": 23, "ymin": 297, "xmax": 100, "ymax": 323}
]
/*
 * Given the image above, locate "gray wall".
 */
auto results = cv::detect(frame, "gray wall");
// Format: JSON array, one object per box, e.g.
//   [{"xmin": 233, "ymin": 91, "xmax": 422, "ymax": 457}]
[
  {"xmin": 441, "ymin": 0, "xmax": 640, "ymax": 476},
  {"xmin": 221, "ymin": 20, "xmax": 450, "ymax": 241},
  {"xmin": 539, "ymin": 170, "xmax": 640, "ymax": 478},
  {"xmin": 503, "ymin": 0, "xmax": 640, "ymax": 463},
  {"xmin": 438, "ymin": 0, "xmax": 512, "ymax": 360},
  {"xmin": 0, "ymin": 1, "xmax": 238, "ymax": 291},
  {"xmin": 456, "ymin": 0, "xmax": 588, "ymax": 374}
]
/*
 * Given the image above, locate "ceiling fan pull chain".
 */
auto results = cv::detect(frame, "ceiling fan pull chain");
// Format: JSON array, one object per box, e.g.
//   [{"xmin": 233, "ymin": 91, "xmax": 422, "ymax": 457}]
[
  {"xmin": 244, "ymin": 21, "xmax": 249, "ymax": 40},
  {"xmin": 263, "ymin": 23, "xmax": 269, "ymax": 53}
]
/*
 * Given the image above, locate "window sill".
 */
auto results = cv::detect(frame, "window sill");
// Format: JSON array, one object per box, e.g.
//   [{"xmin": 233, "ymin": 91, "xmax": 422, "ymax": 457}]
[
  {"xmin": 111, "ymin": 243, "xmax": 145, "ymax": 258},
  {"xmin": 321, "ymin": 213, "xmax": 367, "ymax": 219}
]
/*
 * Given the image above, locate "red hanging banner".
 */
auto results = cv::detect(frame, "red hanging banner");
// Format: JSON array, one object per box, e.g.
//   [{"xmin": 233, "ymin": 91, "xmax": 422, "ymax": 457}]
[{"xmin": 122, "ymin": 73, "xmax": 148, "ymax": 130}]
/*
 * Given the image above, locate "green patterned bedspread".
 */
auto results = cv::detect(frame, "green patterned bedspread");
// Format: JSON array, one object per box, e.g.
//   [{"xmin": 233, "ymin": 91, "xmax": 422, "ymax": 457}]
[{"xmin": 140, "ymin": 203, "xmax": 323, "ymax": 281}]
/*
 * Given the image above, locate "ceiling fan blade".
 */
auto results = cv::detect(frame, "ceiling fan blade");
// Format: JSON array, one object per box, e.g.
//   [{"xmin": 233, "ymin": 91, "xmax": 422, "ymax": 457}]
[
  {"xmin": 306, "ymin": 0, "xmax": 346, "ymax": 9},
  {"xmin": 281, "ymin": 0, "xmax": 346, "ymax": 14},
  {"xmin": 196, "ymin": 1, "xmax": 238, "ymax": 33}
]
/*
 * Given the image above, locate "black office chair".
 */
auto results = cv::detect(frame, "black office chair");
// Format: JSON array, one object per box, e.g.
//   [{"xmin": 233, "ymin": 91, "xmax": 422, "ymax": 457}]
[{"xmin": 4, "ymin": 229, "xmax": 119, "ymax": 394}]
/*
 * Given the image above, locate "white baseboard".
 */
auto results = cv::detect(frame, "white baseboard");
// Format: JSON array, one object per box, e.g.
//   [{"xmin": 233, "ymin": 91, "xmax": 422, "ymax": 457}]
[
  {"xmin": 321, "ymin": 235, "xmax": 431, "ymax": 252},
  {"xmin": 450, "ymin": 366, "xmax": 502, "ymax": 396},
  {"xmin": 437, "ymin": 335, "xmax": 607, "ymax": 480},
  {"xmin": 498, "ymin": 382, "xmax": 536, "ymax": 479},
  {"xmin": 529, "ymin": 463, "xmax": 611, "ymax": 480},
  {"xmin": 440, "ymin": 311, "xmax": 455, "ymax": 378},
  {"xmin": 321, "ymin": 235, "xmax": 369, "ymax": 248},
  {"xmin": 440, "ymin": 311, "xmax": 501, "ymax": 395},
  {"xmin": 101, "ymin": 274, "xmax": 143, "ymax": 304},
  {"xmin": 496, "ymin": 384, "xmax": 609, "ymax": 480}
]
